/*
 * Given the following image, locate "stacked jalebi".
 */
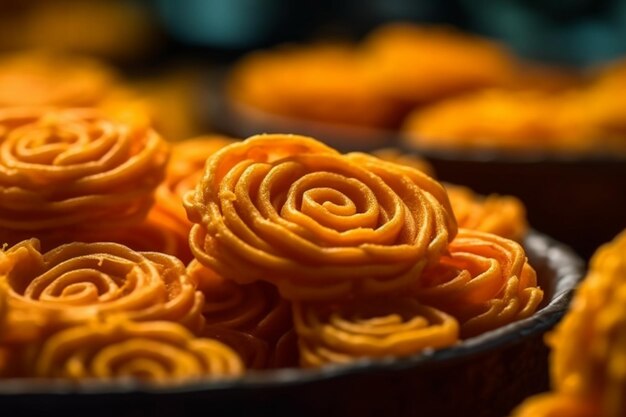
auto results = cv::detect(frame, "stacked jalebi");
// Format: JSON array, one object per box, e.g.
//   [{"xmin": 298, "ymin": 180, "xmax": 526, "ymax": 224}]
[
  {"xmin": 0, "ymin": 239, "xmax": 204, "ymax": 335},
  {"xmin": 184, "ymin": 134, "xmax": 457, "ymax": 302},
  {"xmin": 445, "ymin": 185, "xmax": 528, "ymax": 242},
  {"xmin": 29, "ymin": 317, "xmax": 243, "ymax": 382},
  {"xmin": 293, "ymin": 296, "xmax": 458, "ymax": 367},
  {"xmin": 0, "ymin": 107, "xmax": 169, "ymax": 240},
  {"xmin": 511, "ymin": 230, "xmax": 626, "ymax": 417},
  {"xmin": 0, "ymin": 51, "xmax": 119, "ymax": 108},
  {"xmin": 69, "ymin": 136, "xmax": 235, "ymax": 263},
  {"xmin": 228, "ymin": 44, "xmax": 403, "ymax": 128},
  {"xmin": 414, "ymin": 229, "xmax": 543, "ymax": 338},
  {"xmin": 360, "ymin": 24, "xmax": 515, "ymax": 105},
  {"xmin": 188, "ymin": 260, "xmax": 296, "ymax": 369}
]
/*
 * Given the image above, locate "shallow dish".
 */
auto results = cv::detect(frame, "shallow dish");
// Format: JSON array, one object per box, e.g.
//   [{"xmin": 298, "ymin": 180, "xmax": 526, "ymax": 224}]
[{"xmin": 0, "ymin": 230, "xmax": 583, "ymax": 417}]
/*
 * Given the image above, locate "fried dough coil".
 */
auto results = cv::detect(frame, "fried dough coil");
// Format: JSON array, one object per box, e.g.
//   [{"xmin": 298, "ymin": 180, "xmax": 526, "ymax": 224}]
[
  {"xmin": 294, "ymin": 297, "xmax": 458, "ymax": 367},
  {"xmin": 188, "ymin": 260, "xmax": 292, "ymax": 369},
  {"xmin": 446, "ymin": 185, "xmax": 528, "ymax": 242},
  {"xmin": 154, "ymin": 136, "xmax": 235, "ymax": 235},
  {"xmin": 1, "ymin": 239, "xmax": 204, "ymax": 333},
  {"xmin": 547, "ymin": 230, "xmax": 626, "ymax": 417},
  {"xmin": 415, "ymin": 229, "xmax": 543, "ymax": 338},
  {"xmin": 0, "ymin": 108, "xmax": 169, "ymax": 231},
  {"xmin": 33, "ymin": 318, "xmax": 243, "ymax": 382},
  {"xmin": 185, "ymin": 134, "xmax": 456, "ymax": 301}
]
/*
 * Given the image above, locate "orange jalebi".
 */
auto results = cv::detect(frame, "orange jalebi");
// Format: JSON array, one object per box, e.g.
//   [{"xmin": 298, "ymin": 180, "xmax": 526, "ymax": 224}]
[
  {"xmin": 154, "ymin": 136, "xmax": 235, "ymax": 236},
  {"xmin": 361, "ymin": 24, "xmax": 515, "ymax": 104},
  {"xmin": 546, "ymin": 230, "xmax": 626, "ymax": 417},
  {"xmin": 293, "ymin": 296, "xmax": 458, "ymax": 367},
  {"xmin": 228, "ymin": 44, "xmax": 403, "ymax": 128},
  {"xmin": 0, "ymin": 51, "xmax": 119, "ymax": 108},
  {"xmin": 446, "ymin": 185, "xmax": 528, "ymax": 242},
  {"xmin": 0, "ymin": 108, "xmax": 169, "ymax": 232},
  {"xmin": 185, "ymin": 134, "xmax": 456, "ymax": 301},
  {"xmin": 188, "ymin": 260, "xmax": 293, "ymax": 369},
  {"xmin": 415, "ymin": 229, "xmax": 543, "ymax": 338},
  {"xmin": 31, "ymin": 317, "xmax": 243, "ymax": 382},
  {"xmin": 510, "ymin": 393, "xmax": 601, "ymax": 417},
  {"xmin": 0, "ymin": 239, "xmax": 204, "ymax": 334}
]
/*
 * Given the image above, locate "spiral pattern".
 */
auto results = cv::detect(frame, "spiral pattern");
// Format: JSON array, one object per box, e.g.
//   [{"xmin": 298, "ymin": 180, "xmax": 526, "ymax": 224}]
[
  {"xmin": 415, "ymin": 229, "xmax": 543, "ymax": 338},
  {"xmin": 547, "ymin": 230, "xmax": 626, "ymax": 417},
  {"xmin": 510, "ymin": 394, "xmax": 601, "ymax": 417},
  {"xmin": 0, "ymin": 51, "xmax": 118, "ymax": 108},
  {"xmin": 2, "ymin": 239, "xmax": 204, "ymax": 333},
  {"xmin": 0, "ymin": 108, "xmax": 169, "ymax": 231},
  {"xmin": 33, "ymin": 318, "xmax": 244, "ymax": 382},
  {"xmin": 446, "ymin": 185, "xmax": 528, "ymax": 242},
  {"xmin": 185, "ymin": 134, "xmax": 456, "ymax": 301},
  {"xmin": 154, "ymin": 136, "xmax": 235, "ymax": 236},
  {"xmin": 294, "ymin": 297, "xmax": 458, "ymax": 367}
]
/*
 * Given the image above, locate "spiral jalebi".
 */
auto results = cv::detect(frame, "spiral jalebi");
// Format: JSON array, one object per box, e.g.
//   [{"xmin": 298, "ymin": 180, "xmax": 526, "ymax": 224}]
[
  {"xmin": 546, "ymin": 230, "xmax": 626, "ymax": 417},
  {"xmin": 1, "ymin": 239, "xmax": 204, "ymax": 333},
  {"xmin": 188, "ymin": 260, "xmax": 292, "ymax": 369},
  {"xmin": 446, "ymin": 185, "xmax": 528, "ymax": 242},
  {"xmin": 294, "ymin": 296, "xmax": 459, "ymax": 367},
  {"xmin": 154, "ymin": 136, "xmax": 235, "ymax": 236},
  {"xmin": 0, "ymin": 108, "xmax": 169, "ymax": 232},
  {"xmin": 185, "ymin": 134, "xmax": 456, "ymax": 301},
  {"xmin": 32, "ymin": 317, "xmax": 243, "ymax": 382},
  {"xmin": 415, "ymin": 229, "xmax": 543, "ymax": 338}
]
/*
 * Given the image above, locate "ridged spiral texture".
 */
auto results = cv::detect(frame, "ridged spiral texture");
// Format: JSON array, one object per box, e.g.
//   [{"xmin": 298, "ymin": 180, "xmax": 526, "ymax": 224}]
[
  {"xmin": 0, "ymin": 108, "xmax": 169, "ymax": 231},
  {"xmin": 185, "ymin": 134, "xmax": 457, "ymax": 301},
  {"xmin": 2, "ymin": 239, "xmax": 204, "ymax": 333},
  {"xmin": 33, "ymin": 318, "xmax": 244, "ymax": 382},
  {"xmin": 547, "ymin": 229, "xmax": 626, "ymax": 417},
  {"xmin": 446, "ymin": 184, "xmax": 528, "ymax": 242},
  {"xmin": 188, "ymin": 260, "xmax": 293, "ymax": 369},
  {"xmin": 510, "ymin": 393, "xmax": 601, "ymax": 417},
  {"xmin": 294, "ymin": 296, "xmax": 458, "ymax": 368},
  {"xmin": 415, "ymin": 229, "xmax": 543, "ymax": 338},
  {"xmin": 0, "ymin": 51, "xmax": 118, "ymax": 107}
]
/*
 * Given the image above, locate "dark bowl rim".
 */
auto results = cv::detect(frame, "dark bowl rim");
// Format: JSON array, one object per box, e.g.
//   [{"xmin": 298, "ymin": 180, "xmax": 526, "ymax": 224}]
[{"xmin": 0, "ymin": 229, "xmax": 585, "ymax": 396}]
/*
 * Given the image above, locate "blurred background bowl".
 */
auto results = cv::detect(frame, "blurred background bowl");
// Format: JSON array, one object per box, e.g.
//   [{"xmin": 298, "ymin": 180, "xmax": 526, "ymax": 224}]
[{"xmin": 0, "ymin": 231, "xmax": 584, "ymax": 417}]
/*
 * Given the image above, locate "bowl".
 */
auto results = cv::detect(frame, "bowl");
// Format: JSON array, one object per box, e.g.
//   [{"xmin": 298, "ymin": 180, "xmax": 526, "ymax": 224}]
[{"xmin": 0, "ymin": 230, "xmax": 584, "ymax": 417}]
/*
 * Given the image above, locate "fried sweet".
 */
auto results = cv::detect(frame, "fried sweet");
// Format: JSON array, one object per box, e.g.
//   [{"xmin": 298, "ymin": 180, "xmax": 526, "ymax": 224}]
[
  {"xmin": 403, "ymin": 89, "xmax": 600, "ymax": 153},
  {"xmin": 0, "ymin": 51, "xmax": 118, "ymax": 107},
  {"xmin": 154, "ymin": 136, "xmax": 235, "ymax": 235},
  {"xmin": 547, "ymin": 230, "xmax": 626, "ymax": 417},
  {"xmin": 31, "ymin": 317, "xmax": 243, "ymax": 382},
  {"xmin": 510, "ymin": 393, "xmax": 600, "ymax": 417},
  {"xmin": 188, "ymin": 260, "xmax": 293, "ymax": 369},
  {"xmin": 0, "ymin": 239, "xmax": 204, "ymax": 333},
  {"xmin": 446, "ymin": 185, "xmax": 528, "ymax": 242},
  {"xmin": 415, "ymin": 229, "xmax": 543, "ymax": 338},
  {"xmin": 361, "ymin": 24, "xmax": 515, "ymax": 104},
  {"xmin": 370, "ymin": 148, "xmax": 435, "ymax": 177},
  {"xmin": 228, "ymin": 44, "xmax": 402, "ymax": 128},
  {"xmin": 0, "ymin": 108, "xmax": 169, "ymax": 232},
  {"xmin": 185, "ymin": 134, "xmax": 456, "ymax": 301},
  {"xmin": 293, "ymin": 297, "xmax": 459, "ymax": 367}
]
